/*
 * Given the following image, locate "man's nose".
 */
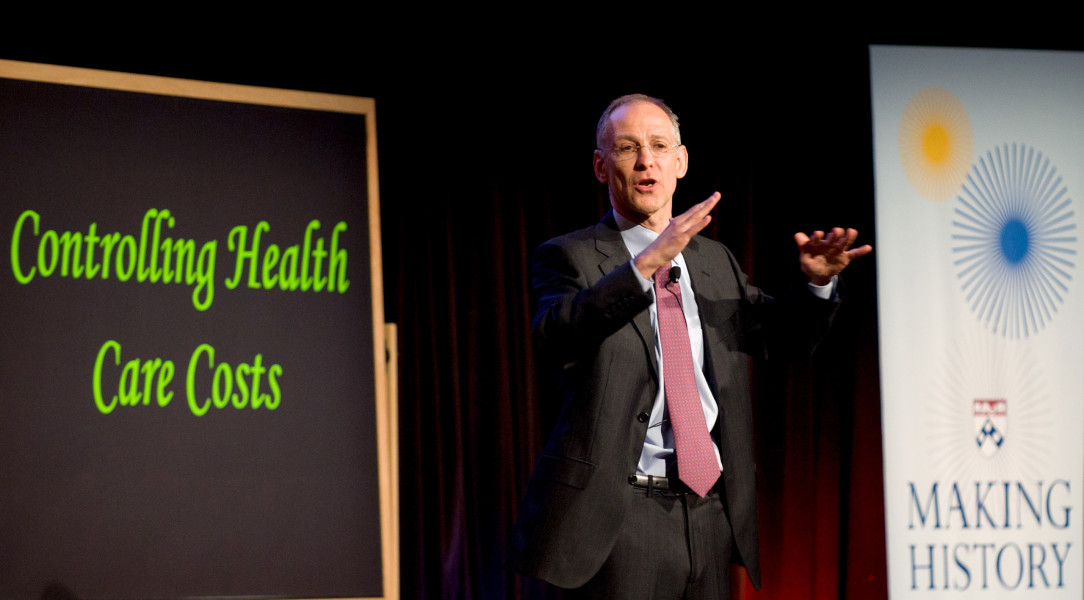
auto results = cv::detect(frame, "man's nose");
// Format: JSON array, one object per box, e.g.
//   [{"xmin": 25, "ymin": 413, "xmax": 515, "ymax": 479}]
[{"xmin": 634, "ymin": 145, "xmax": 654, "ymax": 168}]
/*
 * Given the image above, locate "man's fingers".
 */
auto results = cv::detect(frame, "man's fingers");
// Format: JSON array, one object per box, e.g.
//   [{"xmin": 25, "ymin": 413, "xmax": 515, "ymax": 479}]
[
  {"xmin": 693, "ymin": 191, "xmax": 721, "ymax": 213},
  {"xmin": 686, "ymin": 214, "xmax": 712, "ymax": 237},
  {"xmin": 835, "ymin": 228, "xmax": 859, "ymax": 251},
  {"xmin": 795, "ymin": 230, "xmax": 826, "ymax": 248},
  {"xmin": 667, "ymin": 193, "xmax": 720, "ymax": 238},
  {"xmin": 847, "ymin": 244, "xmax": 874, "ymax": 259},
  {"xmin": 797, "ymin": 228, "xmax": 866, "ymax": 250},
  {"xmin": 674, "ymin": 192, "xmax": 721, "ymax": 226}
]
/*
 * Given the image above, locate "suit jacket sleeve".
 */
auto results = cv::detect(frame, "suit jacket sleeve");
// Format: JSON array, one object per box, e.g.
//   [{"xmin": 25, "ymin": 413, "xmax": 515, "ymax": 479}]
[{"xmin": 531, "ymin": 237, "xmax": 653, "ymax": 370}]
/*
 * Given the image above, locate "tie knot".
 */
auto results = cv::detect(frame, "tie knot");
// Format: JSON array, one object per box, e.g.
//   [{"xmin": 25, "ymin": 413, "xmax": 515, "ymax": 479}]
[
  {"xmin": 654, "ymin": 265, "xmax": 680, "ymax": 295},
  {"xmin": 654, "ymin": 265, "xmax": 670, "ymax": 284}
]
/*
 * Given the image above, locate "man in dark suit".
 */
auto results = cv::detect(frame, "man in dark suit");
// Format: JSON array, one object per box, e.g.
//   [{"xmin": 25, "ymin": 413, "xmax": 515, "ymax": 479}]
[{"xmin": 510, "ymin": 94, "xmax": 871, "ymax": 598}]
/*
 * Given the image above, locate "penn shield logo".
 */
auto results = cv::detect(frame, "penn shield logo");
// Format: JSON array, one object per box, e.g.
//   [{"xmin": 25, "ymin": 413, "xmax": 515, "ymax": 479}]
[
  {"xmin": 973, "ymin": 398, "xmax": 1007, "ymax": 458},
  {"xmin": 924, "ymin": 332, "xmax": 1050, "ymax": 479}
]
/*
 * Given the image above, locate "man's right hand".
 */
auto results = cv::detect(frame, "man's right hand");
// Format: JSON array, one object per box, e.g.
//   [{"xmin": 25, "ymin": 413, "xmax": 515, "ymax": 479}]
[{"xmin": 633, "ymin": 192, "xmax": 720, "ymax": 280}]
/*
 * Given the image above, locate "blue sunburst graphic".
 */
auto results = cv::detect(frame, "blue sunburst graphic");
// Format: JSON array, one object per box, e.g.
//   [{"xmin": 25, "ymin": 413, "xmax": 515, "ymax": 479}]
[{"xmin": 951, "ymin": 143, "xmax": 1077, "ymax": 338}]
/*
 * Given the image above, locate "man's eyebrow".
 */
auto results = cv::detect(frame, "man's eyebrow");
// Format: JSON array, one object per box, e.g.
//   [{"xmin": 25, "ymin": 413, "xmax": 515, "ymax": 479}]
[{"xmin": 612, "ymin": 132, "xmax": 674, "ymax": 142}]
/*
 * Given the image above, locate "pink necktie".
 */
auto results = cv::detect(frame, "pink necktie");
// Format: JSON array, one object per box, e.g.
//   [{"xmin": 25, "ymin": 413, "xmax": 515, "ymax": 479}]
[{"xmin": 654, "ymin": 264, "xmax": 719, "ymax": 497}]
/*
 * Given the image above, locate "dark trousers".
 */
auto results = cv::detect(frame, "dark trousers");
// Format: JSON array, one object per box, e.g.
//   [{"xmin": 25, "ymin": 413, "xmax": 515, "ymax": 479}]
[{"xmin": 565, "ymin": 484, "xmax": 733, "ymax": 600}]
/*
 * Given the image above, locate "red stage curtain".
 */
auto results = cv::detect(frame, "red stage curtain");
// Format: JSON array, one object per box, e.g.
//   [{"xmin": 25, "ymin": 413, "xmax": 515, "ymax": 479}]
[{"xmin": 381, "ymin": 44, "xmax": 886, "ymax": 600}]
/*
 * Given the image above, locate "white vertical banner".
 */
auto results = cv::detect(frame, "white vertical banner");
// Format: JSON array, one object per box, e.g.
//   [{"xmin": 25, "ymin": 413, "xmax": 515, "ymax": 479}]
[{"xmin": 871, "ymin": 45, "xmax": 1083, "ymax": 597}]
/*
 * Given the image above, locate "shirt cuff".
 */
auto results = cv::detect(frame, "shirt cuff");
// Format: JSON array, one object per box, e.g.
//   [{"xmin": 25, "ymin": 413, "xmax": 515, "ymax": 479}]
[
  {"xmin": 629, "ymin": 259, "xmax": 653, "ymax": 292},
  {"xmin": 807, "ymin": 276, "xmax": 836, "ymax": 300}
]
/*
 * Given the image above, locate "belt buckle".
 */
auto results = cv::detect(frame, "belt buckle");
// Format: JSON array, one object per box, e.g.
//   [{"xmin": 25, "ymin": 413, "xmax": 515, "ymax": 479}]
[{"xmin": 628, "ymin": 473, "xmax": 683, "ymax": 497}]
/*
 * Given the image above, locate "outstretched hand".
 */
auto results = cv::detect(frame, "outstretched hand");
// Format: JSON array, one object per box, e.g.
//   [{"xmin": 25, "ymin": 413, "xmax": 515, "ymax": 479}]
[
  {"xmin": 633, "ymin": 193, "xmax": 720, "ymax": 280},
  {"xmin": 794, "ymin": 227, "xmax": 872, "ymax": 286}
]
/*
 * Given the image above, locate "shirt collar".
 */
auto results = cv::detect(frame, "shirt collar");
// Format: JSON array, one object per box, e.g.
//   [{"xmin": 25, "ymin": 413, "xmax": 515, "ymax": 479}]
[{"xmin": 613, "ymin": 210, "xmax": 659, "ymax": 259}]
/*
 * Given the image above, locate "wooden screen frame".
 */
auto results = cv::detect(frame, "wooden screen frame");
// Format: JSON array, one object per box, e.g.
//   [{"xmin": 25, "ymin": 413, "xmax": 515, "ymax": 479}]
[{"xmin": 0, "ymin": 59, "xmax": 398, "ymax": 600}]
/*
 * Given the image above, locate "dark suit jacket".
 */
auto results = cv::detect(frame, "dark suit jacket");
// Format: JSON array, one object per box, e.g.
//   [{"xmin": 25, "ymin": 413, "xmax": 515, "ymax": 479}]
[{"xmin": 510, "ymin": 211, "xmax": 838, "ymax": 590}]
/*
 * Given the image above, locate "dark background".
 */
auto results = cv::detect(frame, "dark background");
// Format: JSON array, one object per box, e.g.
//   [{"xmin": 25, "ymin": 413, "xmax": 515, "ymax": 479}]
[{"xmin": 5, "ymin": 24, "xmax": 1079, "ymax": 600}]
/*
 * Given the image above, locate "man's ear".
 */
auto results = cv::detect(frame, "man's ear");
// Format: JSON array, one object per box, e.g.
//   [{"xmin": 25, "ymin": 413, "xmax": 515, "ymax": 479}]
[
  {"xmin": 676, "ymin": 145, "xmax": 689, "ymax": 179},
  {"xmin": 593, "ymin": 149, "xmax": 608, "ymax": 183}
]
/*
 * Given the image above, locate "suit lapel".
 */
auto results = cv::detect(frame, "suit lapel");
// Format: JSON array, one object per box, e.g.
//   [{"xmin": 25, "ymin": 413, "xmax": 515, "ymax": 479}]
[
  {"xmin": 682, "ymin": 237, "xmax": 719, "ymax": 329},
  {"xmin": 594, "ymin": 211, "xmax": 657, "ymax": 378},
  {"xmin": 682, "ymin": 236, "xmax": 708, "ymax": 295}
]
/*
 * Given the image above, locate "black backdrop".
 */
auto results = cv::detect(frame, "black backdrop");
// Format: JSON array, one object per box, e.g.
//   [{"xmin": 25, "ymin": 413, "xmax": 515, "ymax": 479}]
[{"xmin": 6, "ymin": 27, "xmax": 1079, "ymax": 600}]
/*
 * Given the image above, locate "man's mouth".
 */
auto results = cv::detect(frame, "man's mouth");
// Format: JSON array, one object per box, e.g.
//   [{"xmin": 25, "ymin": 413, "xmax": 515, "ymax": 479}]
[{"xmin": 635, "ymin": 178, "xmax": 657, "ymax": 192}]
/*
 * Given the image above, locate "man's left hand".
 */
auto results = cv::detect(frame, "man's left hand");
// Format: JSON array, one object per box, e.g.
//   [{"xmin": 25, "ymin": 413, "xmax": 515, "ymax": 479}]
[{"xmin": 794, "ymin": 227, "xmax": 873, "ymax": 286}]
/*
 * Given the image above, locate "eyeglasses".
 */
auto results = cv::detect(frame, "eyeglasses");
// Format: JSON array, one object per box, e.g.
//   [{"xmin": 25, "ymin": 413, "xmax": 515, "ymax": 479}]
[{"xmin": 605, "ymin": 141, "xmax": 680, "ymax": 162}]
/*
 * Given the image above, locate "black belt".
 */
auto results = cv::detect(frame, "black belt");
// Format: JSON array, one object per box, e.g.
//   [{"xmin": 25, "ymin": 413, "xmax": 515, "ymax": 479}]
[{"xmin": 627, "ymin": 473, "xmax": 716, "ymax": 496}]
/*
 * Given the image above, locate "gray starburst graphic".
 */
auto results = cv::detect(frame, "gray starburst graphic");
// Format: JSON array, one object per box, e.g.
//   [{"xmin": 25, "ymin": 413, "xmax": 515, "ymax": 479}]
[{"xmin": 951, "ymin": 143, "xmax": 1077, "ymax": 338}]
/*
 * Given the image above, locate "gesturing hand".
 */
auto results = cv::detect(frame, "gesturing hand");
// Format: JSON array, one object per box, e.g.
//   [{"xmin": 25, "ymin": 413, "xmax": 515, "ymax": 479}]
[
  {"xmin": 794, "ymin": 227, "xmax": 872, "ymax": 286},
  {"xmin": 634, "ymin": 193, "xmax": 720, "ymax": 280}
]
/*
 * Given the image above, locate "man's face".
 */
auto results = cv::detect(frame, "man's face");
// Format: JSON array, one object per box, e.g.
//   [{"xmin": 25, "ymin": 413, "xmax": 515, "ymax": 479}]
[{"xmin": 593, "ymin": 101, "xmax": 688, "ymax": 226}]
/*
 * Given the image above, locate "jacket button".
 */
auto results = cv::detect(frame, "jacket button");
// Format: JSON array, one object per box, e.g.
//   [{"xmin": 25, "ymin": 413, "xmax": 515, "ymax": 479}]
[{"xmin": 637, "ymin": 412, "xmax": 649, "ymax": 423}]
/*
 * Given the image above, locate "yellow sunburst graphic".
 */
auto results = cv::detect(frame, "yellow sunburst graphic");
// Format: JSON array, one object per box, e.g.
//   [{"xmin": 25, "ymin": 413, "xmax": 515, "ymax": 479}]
[{"xmin": 898, "ymin": 87, "xmax": 974, "ymax": 201}]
